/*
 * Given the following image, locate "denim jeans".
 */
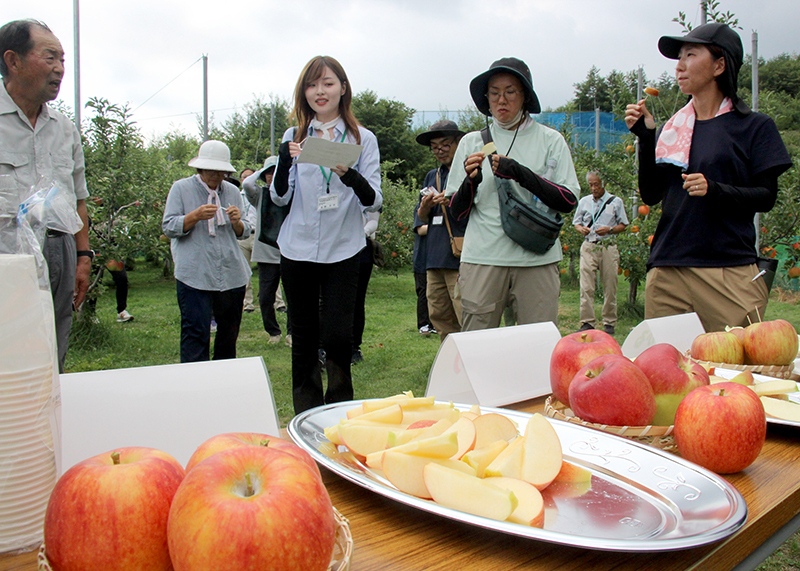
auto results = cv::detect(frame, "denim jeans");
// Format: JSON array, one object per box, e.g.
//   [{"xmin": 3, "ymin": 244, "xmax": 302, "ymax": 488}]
[{"xmin": 176, "ymin": 280, "xmax": 245, "ymax": 362}]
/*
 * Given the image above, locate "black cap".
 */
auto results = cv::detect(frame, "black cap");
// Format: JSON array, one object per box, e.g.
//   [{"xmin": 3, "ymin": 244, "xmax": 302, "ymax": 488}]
[
  {"xmin": 658, "ymin": 23, "xmax": 749, "ymax": 115},
  {"xmin": 415, "ymin": 119, "xmax": 466, "ymax": 146},
  {"xmin": 469, "ymin": 57, "xmax": 541, "ymax": 116}
]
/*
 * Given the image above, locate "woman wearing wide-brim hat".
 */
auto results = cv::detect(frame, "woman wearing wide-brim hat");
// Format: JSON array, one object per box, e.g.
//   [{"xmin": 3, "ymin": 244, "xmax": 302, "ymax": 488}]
[
  {"xmin": 162, "ymin": 140, "xmax": 253, "ymax": 362},
  {"xmin": 625, "ymin": 23, "xmax": 792, "ymax": 333},
  {"xmin": 445, "ymin": 57, "xmax": 580, "ymax": 332}
]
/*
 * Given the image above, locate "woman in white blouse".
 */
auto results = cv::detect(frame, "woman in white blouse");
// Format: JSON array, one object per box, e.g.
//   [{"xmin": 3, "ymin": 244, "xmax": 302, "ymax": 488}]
[{"xmin": 270, "ymin": 56, "xmax": 382, "ymax": 414}]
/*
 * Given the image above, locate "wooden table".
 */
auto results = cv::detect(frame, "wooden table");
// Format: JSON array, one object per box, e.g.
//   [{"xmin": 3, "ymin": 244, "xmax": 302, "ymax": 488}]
[{"xmin": 3, "ymin": 397, "xmax": 799, "ymax": 571}]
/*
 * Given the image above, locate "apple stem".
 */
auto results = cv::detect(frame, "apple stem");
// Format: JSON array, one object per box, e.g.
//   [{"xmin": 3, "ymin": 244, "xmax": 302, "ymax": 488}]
[
  {"xmin": 259, "ymin": 439, "xmax": 270, "ymax": 447},
  {"xmin": 719, "ymin": 388, "xmax": 726, "ymax": 397},
  {"xmin": 111, "ymin": 451, "xmax": 121, "ymax": 465},
  {"xmin": 245, "ymin": 473, "xmax": 254, "ymax": 497}
]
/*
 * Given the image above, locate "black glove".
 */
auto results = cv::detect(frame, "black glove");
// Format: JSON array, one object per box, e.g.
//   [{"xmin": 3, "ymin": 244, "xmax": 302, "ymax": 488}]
[
  {"xmin": 493, "ymin": 156, "xmax": 576, "ymax": 213},
  {"xmin": 449, "ymin": 166, "xmax": 482, "ymax": 221},
  {"xmin": 339, "ymin": 168, "xmax": 376, "ymax": 206},
  {"xmin": 273, "ymin": 141, "xmax": 292, "ymax": 197}
]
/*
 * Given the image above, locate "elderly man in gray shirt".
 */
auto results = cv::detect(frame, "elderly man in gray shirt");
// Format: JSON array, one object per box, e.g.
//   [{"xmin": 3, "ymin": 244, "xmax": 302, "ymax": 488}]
[
  {"xmin": 572, "ymin": 171, "xmax": 628, "ymax": 335},
  {"xmin": 0, "ymin": 19, "xmax": 91, "ymax": 372}
]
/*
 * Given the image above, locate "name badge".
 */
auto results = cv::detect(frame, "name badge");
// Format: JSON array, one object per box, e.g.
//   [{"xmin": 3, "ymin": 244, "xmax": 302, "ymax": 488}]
[
  {"xmin": 318, "ymin": 193, "xmax": 340, "ymax": 212},
  {"xmin": 432, "ymin": 215, "xmax": 444, "ymax": 226}
]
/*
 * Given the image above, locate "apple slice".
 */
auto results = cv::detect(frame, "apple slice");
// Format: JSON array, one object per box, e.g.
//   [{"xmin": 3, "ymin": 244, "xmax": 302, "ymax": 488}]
[
  {"xmin": 442, "ymin": 417, "xmax": 477, "ymax": 459},
  {"xmin": 473, "ymin": 413, "xmax": 519, "ymax": 449},
  {"xmin": 368, "ymin": 431, "xmax": 459, "ymax": 468},
  {"xmin": 520, "ymin": 413, "xmax": 562, "ymax": 491},
  {"xmin": 760, "ymin": 396, "xmax": 800, "ymax": 422},
  {"xmin": 338, "ymin": 422, "xmax": 407, "ymax": 457},
  {"xmin": 351, "ymin": 403, "xmax": 403, "ymax": 424},
  {"xmin": 553, "ymin": 460, "xmax": 592, "ymax": 483},
  {"xmin": 483, "ymin": 437, "xmax": 524, "ymax": 479},
  {"xmin": 385, "ymin": 427, "xmax": 429, "ymax": 448},
  {"xmin": 462, "ymin": 440, "xmax": 508, "ymax": 477},
  {"xmin": 484, "ymin": 476, "xmax": 544, "ymax": 527},
  {"xmin": 423, "ymin": 463, "xmax": 518, "ymax": 521},
  {"xmin": 362, "ymin": 396, "xmax": 435, "ymax": 413},
  {"xmin": 751, "ymin": 380, "xmax": 799, "ymax": 397},
  {"xmin": 324, "ymin": 425, "xmax": 343, "ymax": 446},
  {"xmin": 383, "ymin": 451, "xmax": 475, "ymax": 499},
  {"xmin": 402, "ymin": 405, "xmax": 461, "ymax": 426}
]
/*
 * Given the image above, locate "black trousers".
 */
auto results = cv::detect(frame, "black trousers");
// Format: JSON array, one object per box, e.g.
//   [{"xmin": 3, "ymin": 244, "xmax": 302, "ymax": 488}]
[
  {"xmin": 257, "ymin": 262, "xmax": 291, "ymax": 336},
  {"xmin": 176, "ymin": 280, "xmax": 245, "ymax": 363},
  {"xmin": 414, "ymin": 271, "xmax": 431, "ymax": 329},
  {"xmin": 353, "ymin": 254, "xmax": 374, "ymax": 351},
  {"xmin": 281, "ymin": 254, "xmax": 359, "ymax": 414}
]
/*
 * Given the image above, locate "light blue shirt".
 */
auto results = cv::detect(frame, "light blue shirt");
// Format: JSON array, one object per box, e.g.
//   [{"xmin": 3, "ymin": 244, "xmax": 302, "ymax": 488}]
[
  {"xmin": 162, "ymin": 175, "xmax": 252, "ymax": 291},
  {"xmin": 572, "ymin": 191, "xmax": 629, "ymax": 242},
  {"xmin": 270, "ymin": 120, "xmax": 382, "ymax": 263}
]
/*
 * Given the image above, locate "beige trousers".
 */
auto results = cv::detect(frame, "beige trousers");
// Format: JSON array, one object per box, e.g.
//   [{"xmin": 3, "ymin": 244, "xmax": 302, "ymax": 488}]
[
  {"xmin": 579, "ymin": 241, "xmax": 620, "ymax": 327},
  {"xmin": 426, "ymin": 268, "xmax": 461, "ymax": 342},
  {"xmin": 645, "ymin": 264, "xmax": 769, "ymax": 333}
]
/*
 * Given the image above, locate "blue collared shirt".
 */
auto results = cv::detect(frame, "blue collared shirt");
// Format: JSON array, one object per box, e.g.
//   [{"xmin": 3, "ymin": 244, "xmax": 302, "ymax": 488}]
[
  {"xmin": 270, "ymin": 121, "xmax": 382, "ymax": 263},
  {"xmin": 162, "ymin": 175, "xmax": 252, "ymax": 291},
  {"xmin": 572, "ymin": 191, "xmax": 629, "ymax": 242}
]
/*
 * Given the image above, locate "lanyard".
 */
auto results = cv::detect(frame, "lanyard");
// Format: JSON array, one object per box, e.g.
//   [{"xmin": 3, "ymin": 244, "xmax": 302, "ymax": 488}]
[{"xmin": 318, "ymin": 128, "xmax": 348, "ymax": 193}]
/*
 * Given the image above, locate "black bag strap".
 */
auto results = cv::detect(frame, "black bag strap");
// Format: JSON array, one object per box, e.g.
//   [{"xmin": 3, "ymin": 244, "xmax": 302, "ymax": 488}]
[
  {"xmin": 586, "ymin": 195, "xmax": 615, "ymax": 228},
  {"xmin": 481, "ymin": 126, "xmax": 493, "ymax": 146}
]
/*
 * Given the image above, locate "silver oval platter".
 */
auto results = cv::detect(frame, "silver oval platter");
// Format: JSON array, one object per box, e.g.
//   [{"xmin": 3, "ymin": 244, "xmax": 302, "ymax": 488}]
[{"xmin": 288, "ymin": 401, "xmax": 747, "ymax": 552}]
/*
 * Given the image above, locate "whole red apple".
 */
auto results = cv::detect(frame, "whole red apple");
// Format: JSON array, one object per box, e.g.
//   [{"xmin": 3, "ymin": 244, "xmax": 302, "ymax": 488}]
[
  {"xmin": 568, "ymin": 354, "xmax": 656, "ymax": 426},
  {"xmin": 634, "ymin": 344, "xmax": 710, "ymax": 425},
  {"xmin": 168, "ymin": 446, "xmax": 336, "ymax": 571},
  {"xmin": 674, "ymin": 382, "xmax": 766, "ymax": 474},
  {"xmin": 550, "ymin": 330, "xmax": 622, "ymax": 406},
  {"xmin": 743, "ymin": 319, "xmax": 799, "ymax": 366},
  {"xmin": 726, "ymin": 326, "xmax": 747, "ymax": 345},
  {"xmin": 44, "ymin": 447, "xmax": 185, "ymax": 571},
  {"xmin": 690, "ymin": 331, "xmax": 744, "ymax": 364},
  {"xmin": 185, "ymin": 432, "xmax": 318, "ymax": 474}
]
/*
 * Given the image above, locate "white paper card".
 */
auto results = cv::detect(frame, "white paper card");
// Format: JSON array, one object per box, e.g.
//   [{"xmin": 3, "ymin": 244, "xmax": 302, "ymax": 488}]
[
  {"xmin": 621, "ymin": 313, "xmax": 705, "ymax": 360},
  {"xmin": 425, "ymin": 322, "xmax": 561, "ymax": 407},
  {"xmin": 296, "ymin": 137, "xmax": 362, "ymax": 169},
  {"xmin": 59, "ymin": 357, "xmax": 280, "ymax": 473}
]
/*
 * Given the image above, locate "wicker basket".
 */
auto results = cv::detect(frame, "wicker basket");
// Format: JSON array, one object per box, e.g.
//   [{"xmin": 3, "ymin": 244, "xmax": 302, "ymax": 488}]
[
  {"xmin": 693, "ymin": 359, "xmax": 797, "ymax": 380},
  {"xmin": 38, "ymin": 506, "xmax": 353, "ymax": 571},
  {"xmin": 545, "ymin": 396, "xmax": 677, "ymax": 453}
]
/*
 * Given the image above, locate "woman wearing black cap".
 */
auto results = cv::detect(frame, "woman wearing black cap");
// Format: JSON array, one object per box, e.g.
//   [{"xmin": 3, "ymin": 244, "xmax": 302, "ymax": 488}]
[
  {"xmin": 625, "ymin": 23, "xmax": 792, "ymax": 333},
  {"xmin": 445, "ymin": 58, "xmax": 579, "ymax": 331}
]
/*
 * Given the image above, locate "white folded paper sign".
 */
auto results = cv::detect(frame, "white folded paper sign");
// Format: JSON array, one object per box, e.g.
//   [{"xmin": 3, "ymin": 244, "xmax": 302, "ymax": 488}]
[
  {"xmin": 296, "ymin": 136, "xmax": 362, "ymax": 169},
  {"xmin": 621, "ymin": 313, "xmax": 705, "ymax": 360},
  {"xmin": 425, "ymin": 322, "xmax": 561, "ymax": 407},
  {"xmin": 58, "ymin": 357, "xmax": 280, "ymax": 474}
]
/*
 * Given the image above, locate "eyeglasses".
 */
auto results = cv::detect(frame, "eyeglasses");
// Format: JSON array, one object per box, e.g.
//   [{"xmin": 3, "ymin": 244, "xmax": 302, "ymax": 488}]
[
  {"xmin": 430, "ymin": 143, "xmax": 452, "ymax": 154},
  {"xmin": 487, "ymin": 89, "xmax": 520, "ymax": 102}
]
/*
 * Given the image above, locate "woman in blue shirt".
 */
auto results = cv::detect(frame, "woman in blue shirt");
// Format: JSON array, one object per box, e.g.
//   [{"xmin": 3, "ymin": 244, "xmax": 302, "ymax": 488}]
[{"xmin": 271, "ymin": 56, "xmax": 382, "ymax": 414}]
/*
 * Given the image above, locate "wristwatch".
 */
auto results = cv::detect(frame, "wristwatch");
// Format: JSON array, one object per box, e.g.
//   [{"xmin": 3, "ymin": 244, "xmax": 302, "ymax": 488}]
[{"xmin": 77, "ymin": 250, "xmax": 95, "ymax": 260}]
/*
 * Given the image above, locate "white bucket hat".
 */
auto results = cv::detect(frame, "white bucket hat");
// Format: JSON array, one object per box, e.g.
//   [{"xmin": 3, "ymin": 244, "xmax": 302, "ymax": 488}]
[{"xmin": 187, "ymin": 140, "xmax": 235, "ymax": 172}]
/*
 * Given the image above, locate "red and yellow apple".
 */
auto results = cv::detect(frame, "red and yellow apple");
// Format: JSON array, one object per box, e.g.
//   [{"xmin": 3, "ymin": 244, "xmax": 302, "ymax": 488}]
[
  {"xmin": 44, "ymin": 447, "xmax": 185, "ymax": 571},
  {"xmin": 674, "ymin": 382, "xmax": 766, "ymax": 474},
  {"xmin": 743, "ymin": 319, "xmax": 799, "ymax": 366},
  {"xmin": 633, "ymin": 343, "xmax": 710, "ymax": 425},
  {"xmin": 168, "ymin": 446, "xmax": 336, "ymax": 571},
  {"xmin": 690, "ymin": 331, "xmax": 745, "ymax": 364},
  {"xmin": 568, "ymin": 354, "xmax": 656, "ymax": 426},
  {"xmin": 550, "ymin": 330, "xmax": 623, "ymax": 406},
  {"xmin": 185, "ymin": 432, "xmax": 317, "ymax": 473}
]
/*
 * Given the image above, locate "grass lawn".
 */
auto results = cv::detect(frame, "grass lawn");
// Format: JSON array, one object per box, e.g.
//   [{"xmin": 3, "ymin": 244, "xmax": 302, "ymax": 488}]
[{"xmin": 66, "ymin": 262, "xmax": 800, "ymax": 569}]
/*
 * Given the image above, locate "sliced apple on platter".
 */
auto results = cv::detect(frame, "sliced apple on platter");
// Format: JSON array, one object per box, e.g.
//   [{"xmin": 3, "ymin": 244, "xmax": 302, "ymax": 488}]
[
  {"xmin": 520, "ymin": 413, "xmax": 563, "ymax": 491},
  {"xmin": 423, "ymin": 463, "xmax": 518, "ymax": 521},
  {"xmin": 462, "ymin": 440, "xmax": 509, "ymax": 477},
  {"xmin": 484, "ymin": 476, "xmax": 545, "ymax": 527},
  {"xmin": 750, "ymin": 380, "xmax": 799, "ymax": 397},
  {"xmin": 760, "ymin": 396, "xmax": 800, "ymax": 422},
  {"xmin": 483, "ymin": 436, "xmax": 524, "ymax": 479},
  {"xmin": 473, "ymin": 413, "xmax": 519, "ymax": 449},
  {"xmin": 383, "ymin": 451, "xmax": 475, "ymax": 499}
]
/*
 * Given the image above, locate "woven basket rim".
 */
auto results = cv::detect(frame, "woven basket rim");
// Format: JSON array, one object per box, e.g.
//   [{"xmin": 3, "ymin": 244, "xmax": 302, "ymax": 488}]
[
  {"xmin": 692, "ymin": 359, "xmax": 796, "ymax": 379},
  {"xmin": 544, "ymin": 396, "xmax": 675, "ymax": 437},
  {"xmin": 38, "ymin": 506, "xmax": 353, "ymax": 571}
]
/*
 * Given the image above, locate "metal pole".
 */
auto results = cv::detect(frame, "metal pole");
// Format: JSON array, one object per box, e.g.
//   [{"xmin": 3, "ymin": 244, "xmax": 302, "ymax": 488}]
[
  {"xmin": 73, "ymin": 0, "xmax": 81, "ymax": 132},
  {"xmin": 594, "ymin": 107, "xmax": 600, "ymax": 155},
  {"xmin": 752, "ymin": 31, "xmax": 759, "ymax": 113},
  {"xmin": 270, "ymin": 103, "xmax": 275, "ymax": 156},
  {"xmin": 752, "ymin": 31, "xmax": 760, "ymax": 250},
  {"xmin": 202, "ymin": 55, "xmax": 209, "ymax": 141}
]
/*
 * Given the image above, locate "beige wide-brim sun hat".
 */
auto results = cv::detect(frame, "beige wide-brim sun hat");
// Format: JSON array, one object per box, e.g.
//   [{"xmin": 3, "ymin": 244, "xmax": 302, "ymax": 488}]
[{"xmin": 187, "ymin": 140, "xmax": 235, "ymax": 172}]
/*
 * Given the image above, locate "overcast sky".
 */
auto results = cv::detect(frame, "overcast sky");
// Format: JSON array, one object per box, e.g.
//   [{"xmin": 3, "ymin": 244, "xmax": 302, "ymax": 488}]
[{"xmin": 7, "ymin": 0, "xmax": 799, "ymax": 141}]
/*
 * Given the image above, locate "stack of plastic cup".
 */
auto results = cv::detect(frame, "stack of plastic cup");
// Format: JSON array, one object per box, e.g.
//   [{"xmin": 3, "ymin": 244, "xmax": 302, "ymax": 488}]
[{"xmin": 0, "ymin": 255, "xmax": 58, "ymax": 553}]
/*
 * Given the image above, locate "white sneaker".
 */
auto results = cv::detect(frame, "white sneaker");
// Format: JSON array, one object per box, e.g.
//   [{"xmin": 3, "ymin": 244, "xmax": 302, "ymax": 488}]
[
  {"xmin": 285, "ymin": 334, "xmax": 292, "ymax": 347},
  {"xmin": 116, "ymin": 310, "xmax": 134, "ymax": 322},
  {"xmin": 268, "ymin": 334, "xmax": 281, "ymax": 345}
]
